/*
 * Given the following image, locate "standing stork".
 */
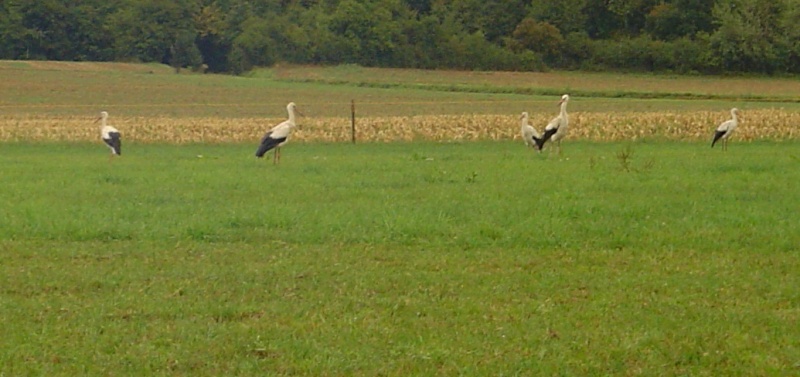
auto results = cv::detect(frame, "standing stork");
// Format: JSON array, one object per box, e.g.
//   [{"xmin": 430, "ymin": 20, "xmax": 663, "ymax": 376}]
[
  {"xmin": 533, "ymin": 94, "xmax": 570, "ymax": 155},
  {"xmin": 520, "ymin": 112, "xmax": 542, "ymax": 151},
  {"xmin": 255, "ymin": 102, "xmax": 300, "ymax": 164},
  {"xmin": 96, "ymin": 111, "xmax": 121, "ymax": 159},
  {"xmin": 711, "ymin": 108, "xmax": 739, "ymax": 151}
]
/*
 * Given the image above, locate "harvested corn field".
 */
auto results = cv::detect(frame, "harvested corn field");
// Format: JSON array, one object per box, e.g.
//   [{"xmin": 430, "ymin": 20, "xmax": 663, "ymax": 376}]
[{"xmin": 1, "ymin": 109, "xmax": 797, "ymax": 143}]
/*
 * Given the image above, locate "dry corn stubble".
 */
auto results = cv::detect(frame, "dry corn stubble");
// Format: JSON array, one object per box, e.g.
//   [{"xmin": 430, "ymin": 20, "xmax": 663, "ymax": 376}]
[{"xmin": 0, "ymin": 110, "xmax": 797, "ymax": 143}]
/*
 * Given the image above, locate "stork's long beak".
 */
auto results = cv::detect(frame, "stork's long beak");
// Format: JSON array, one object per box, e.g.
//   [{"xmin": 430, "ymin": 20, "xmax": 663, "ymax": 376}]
[
  {"xmin": 557, "ymin": 99, "xmax": 564, "ymax": 107},
  {"xmin": 94, "ymin": 117, "xmax": 101, "ymax": 123}
]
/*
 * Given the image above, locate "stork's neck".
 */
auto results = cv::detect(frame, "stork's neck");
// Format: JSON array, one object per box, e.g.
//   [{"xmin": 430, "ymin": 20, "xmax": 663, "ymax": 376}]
[
  {"xmin": 520, "ymin": 116, "xmax": 528, "ymax": 128},
  {"xmin": 730, "ymin": 110, "xmax": 737, "ymax": 122},
  {"xmin": 287, "ymin": 109, "xmax": 296, "ymax": 124},
  {"xmin": 100, "ymin": 117, "xmax": 107, "ymax": 128},
  {"xmin": 560, "ymin": 102, "xmax": 568, "ymax": 118}
]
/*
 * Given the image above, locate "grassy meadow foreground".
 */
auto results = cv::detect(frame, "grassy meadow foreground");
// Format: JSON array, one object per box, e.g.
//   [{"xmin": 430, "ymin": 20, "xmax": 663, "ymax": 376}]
[
  {"xmin": 2, "ymin": 142, "xmax": 799, "ymax": 375},
  {"xmin": 1, "ymin": 61, "xmax": 799, "ymax": 375}
]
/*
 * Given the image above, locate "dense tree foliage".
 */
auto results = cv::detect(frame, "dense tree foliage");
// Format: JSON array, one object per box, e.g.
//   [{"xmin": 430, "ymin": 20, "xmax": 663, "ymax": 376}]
[{"xmin": 1, "ymin": 0, "xmax": 798, "ymax": 74}]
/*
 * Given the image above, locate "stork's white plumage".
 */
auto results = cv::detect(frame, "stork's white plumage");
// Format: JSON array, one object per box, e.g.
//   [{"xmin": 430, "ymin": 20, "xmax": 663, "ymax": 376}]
[
  {"xmin": 96, "ymin": 111, "xmax": 121, "ymax": 158},
  {"xmin": 711, "ymin": 108, "xmax": 739, "ymax": 151},
  {"xmin": 520, "ymin": 112, "xmax": 541, "ymax": 151},
  {"xmin": 256, "ymin": 102, "xmax": 299, "ymax": 164},
  {"xmin": 533, "ymin": 94, "xmax": 570, "ymax": 155}
]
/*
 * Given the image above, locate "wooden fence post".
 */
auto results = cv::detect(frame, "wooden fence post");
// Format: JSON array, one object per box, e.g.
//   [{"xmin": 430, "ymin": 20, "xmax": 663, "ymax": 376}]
[{"xmin": 351, "ymin": 99, "xmax": 356, "ymax": 144}]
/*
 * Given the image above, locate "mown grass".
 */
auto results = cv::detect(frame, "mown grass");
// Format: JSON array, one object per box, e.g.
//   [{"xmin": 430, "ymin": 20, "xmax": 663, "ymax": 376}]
[
  {"xmin": 3, "ymin": 61, "xmax": 799, "ymax": 119},
  {"xmin": 1, "ymin": 142, "xmax": 798, "ymax": 376},
  {"xmin": 268, "ymin": 65, "xmax": 800, "ymax": 103}
]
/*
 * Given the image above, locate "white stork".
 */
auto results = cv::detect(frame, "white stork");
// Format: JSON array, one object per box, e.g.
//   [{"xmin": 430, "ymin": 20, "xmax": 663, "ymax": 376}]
[
  {"xmin": 96, "ymin": 111, "xmax": 121, "ymax": 158},
  {"xmin": 256, "ymin": 102, "xmax": 300, "ymax": 164},
  {"xmin": 711, "ymin": 108, "xmax": 739, "ymax": 151},
  {"xmin": 520, "ymin": 112, "xmax": 541, "ymax": 151},
  {"xmin": 533, "ymin": 94, "xmax": 570, "ymax": 155}
]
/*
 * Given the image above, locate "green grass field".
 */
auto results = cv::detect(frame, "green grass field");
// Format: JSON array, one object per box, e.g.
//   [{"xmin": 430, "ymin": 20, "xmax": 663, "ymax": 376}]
[
  {"xmin": 2, "ymin": 60, "xmax": 799, "ymax": 119},
  {"xmin": 1, "ymin": 142, "xmax": 798, "ymax": 375},
  {"xmin": 269, "ymin": 65, "xmax": 800, "ymax": 102},
  {"xmin": 1, "ymin": 61, "xmax": 799, "ymax": 375}
]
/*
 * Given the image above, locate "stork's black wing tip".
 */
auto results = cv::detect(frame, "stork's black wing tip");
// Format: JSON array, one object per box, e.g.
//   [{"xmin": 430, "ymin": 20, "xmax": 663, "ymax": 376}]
[
  {"xmin": 532, "ymin": 136, "xmax": 545, "ymax": 151},
  {"xmin": 711, "ymin": 130, "xmax": 725, "ymax": 147}
]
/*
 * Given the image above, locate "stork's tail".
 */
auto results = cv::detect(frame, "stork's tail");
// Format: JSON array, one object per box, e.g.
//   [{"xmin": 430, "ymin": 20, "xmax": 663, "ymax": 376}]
[
  {"xmin": 532, "ymin": 136, "xmax": 545, "ymax": 151},
  {"xmin": 255, "ymin": 139, "xmax": 277, "ymax": 157},
  {"xmin": 711, "ymin": 130, "xmax": 725, "ymax": 148},
  {"xmin": 534, "ymin": 129, "xmax": 558, "ymax": 151}
]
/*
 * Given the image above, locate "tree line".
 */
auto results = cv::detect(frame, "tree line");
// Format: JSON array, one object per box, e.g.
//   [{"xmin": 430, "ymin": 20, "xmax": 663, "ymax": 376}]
[{"xmin": 2, "ymin": 0, "xmax": 799, "ymax": 75}]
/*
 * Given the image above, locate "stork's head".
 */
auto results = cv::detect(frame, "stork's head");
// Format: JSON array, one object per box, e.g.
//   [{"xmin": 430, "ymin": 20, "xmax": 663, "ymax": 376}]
[
  {"xmin": 558, "ymin": 94, "xmax": 570, "ymax": 106},
  {"xmin": 520, "ymin": 111, "xmax": 528, "ymax": 120},
  {"xmin": 731, "ymin": 108, "xmax": 741, "ymax": 121},
  {"xmin": 287, "ymin": 102, "xmax": 303, "ymax": 117},
  {"xmin": 95, "ymin": 111, "xmax": 109, "ymax": 123}
]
